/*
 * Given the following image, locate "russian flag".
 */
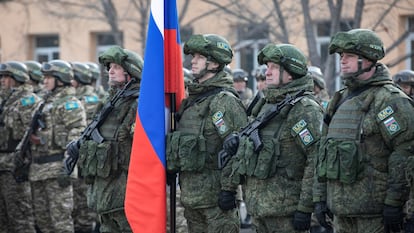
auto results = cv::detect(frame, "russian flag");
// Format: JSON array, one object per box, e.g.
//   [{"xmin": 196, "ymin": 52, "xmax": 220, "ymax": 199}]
[{"xmin": 125, "ymin": 0, "xmax": 184, "ymax": 232}]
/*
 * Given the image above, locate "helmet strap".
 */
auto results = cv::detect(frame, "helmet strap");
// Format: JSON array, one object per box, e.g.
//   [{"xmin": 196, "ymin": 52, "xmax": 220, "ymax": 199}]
[{"xmin": 342, "ymin": 55, "xmax": 375, "ymax": 80}]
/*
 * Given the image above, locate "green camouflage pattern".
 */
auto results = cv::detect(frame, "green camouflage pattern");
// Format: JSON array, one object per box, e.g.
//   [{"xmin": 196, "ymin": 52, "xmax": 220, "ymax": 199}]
[
  {"xmin": 99, "ymin": 46, "xmax": 143, "ymax": 80},
  {"xmin": 184, "ymin": 206, "xmax": 239, "ymax": 233},
  {"xmin": 333, "ymin": 215, "xmax": 384, "ymax": 233},
  {"xmin": 314, "ymin": 63, "xmax": 414, "ymax": 217},
  {"xmin": 74, "ymin": 85, "xmax": 101, "ymax": 122},
  {"xmin": 252, "ymin": 215, "xmax": 308, "ymax": 233},
  {"xmin": 183, "ymin": 34, "xmax": 233, "ymax": 65}
]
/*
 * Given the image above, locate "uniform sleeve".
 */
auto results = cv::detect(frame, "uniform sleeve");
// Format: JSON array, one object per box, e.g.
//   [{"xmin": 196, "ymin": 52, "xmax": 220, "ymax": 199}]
[
  {"xmin": 289, "ymin": 98, "xmax": 324, "ymax": 213},
  {"xmin": 60, "ymin": 98, "xmax": 87, "ymax": 148},
  {"xmin": 376, "ymin": 96, "xmax": 414, "ymax": 207}
]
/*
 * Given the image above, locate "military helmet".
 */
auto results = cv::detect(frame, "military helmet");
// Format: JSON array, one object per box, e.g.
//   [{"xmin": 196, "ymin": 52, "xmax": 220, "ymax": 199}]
[
  {"xmin": 329, "ymin": 29, "xmax": 385, "ymax": 61},
  {"xmin": 71, "ymin": 62, "xmax": 93, "ymax": 84},
  {"xmin": 308, "ymin": 66, "xmax": 326, "ymax": 89},
  {"xmin": 232, "ymin": 68, "xmax": 248, "ymax": 82},
  {"xmin": 98, "ymin": 45, "xmax": 144, "ymax": 80},
  {"xmin": 24, "ymin": 61, "xmax": 44, "ymax": 83},
  {"xmin": 84, "ymin": 62, "xmax": 101, "ymax": 81},
  {"xmin": 252, "ymin": 65, "xmax": 267, "ymax": 81},
  {"xmin": 41, "ymin": 60, "xmax": 74, "ymax": 85},
  {"xmin": 393, "ymin": 70, "xmax": 414, "ymax": 85},
  {"xmin": 0, "ymin": 61, "xmax": 30, "ymax": 83},
  {"xmin": 183, "ymin": 34, "xmax": 233, "ymax": 65},
  {"xmin": 183, "ymin": 68, "xmax": 193, "ymax": 85},
  {"xmin": 258, "ymin": 43, "xmax": 308, "ymax": 78}
]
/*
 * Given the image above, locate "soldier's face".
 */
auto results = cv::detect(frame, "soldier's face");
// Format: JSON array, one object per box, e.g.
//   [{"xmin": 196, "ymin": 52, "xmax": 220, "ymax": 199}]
[
  {"xmin": 0, "ymin": 75, "xmax": 14, "ymax": 89},
  {"xmin": 340, "ymin": 52, "xmax": 373, "ymax": 80},
  {"xmin": 43, "ymin": 75, "xmax": 56, "ymax": 91},
  {"xmin": 108, "ymin": 62, "xmax": 129, "ymax": 87},
  {"xmin": 265, "ymin": 62, "xmax": 292, "ymax": 87},
  {"xmin": 190, "ymin": 53, "xmax": 207, "ymax": 76}
]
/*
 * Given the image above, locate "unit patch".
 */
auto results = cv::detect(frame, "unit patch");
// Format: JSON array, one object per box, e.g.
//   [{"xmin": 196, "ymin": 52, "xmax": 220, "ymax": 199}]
[
  {"xmin": 383, "ymin": 116, "xmax": 401, "ymax": 135},
  {"xmin": 377, "ymin": 106, "xmax": 394, "ymax": 121},
  {"xmin": 292, "ymin": 119, "xmax": 307, "ymax": 134},
  {"xmin": 85, "ymin": 95, "xmax": 99, "ymax": 103},
  {"xmin": 20, "ymin": 96, "xmax": 36, "ymax": 106},
  {"xmin": 65, "ymin": 101, "xmax": 80, "ymax": 110},
  {"xmin": 299, "ymin": 128, "xmax": 314, "ymax": 146},
  {"xmin": 212, "ymin": 111, "xmax": 227, "ymax": 135}
]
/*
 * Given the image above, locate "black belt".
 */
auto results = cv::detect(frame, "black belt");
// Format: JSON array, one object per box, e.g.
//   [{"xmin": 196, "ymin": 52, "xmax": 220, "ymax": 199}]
[{"xmin": 33, "ymin": 154, "xmax": 64, "ymax": 164}]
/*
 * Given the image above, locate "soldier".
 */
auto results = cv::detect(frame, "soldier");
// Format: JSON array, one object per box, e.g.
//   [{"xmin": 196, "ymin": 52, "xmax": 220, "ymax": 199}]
[
  {"xmin": 232, "ymin": 68, "xmax": 253, "ymax": 108},
  {"xmin": 313, "ymin": 29, "xmax": 414, "ymax": 233},
  {"xmin": 65, "ymin": 46, "xmax": 143, "ymax": 233},
  {"xmin": 392, "ymin": 69, "xmax": 414, "ymax": 98},
  {"xmin": 70, "ymin": 61, "xmax": 101, "ymax": 233},
  {"xmin": 252, "ymin": 64, "xmax": 267, "ymax": 92},
  {"xmin": 85, "ymin": 62, "xmax": 107, "ymax": 101},
  {"xmin": 0, "ymin": 61, "xmax": 38, "ymax": 233},
  {"xmin": 28, "ymin": 60, "xmax": 86, "ymax": 233},
  {"xmin": 308, "ymin": 66, "xmax": 330, "ymax": 110},
  {"xmin": 224, "ymin": 44, "xmax": 323, "ymax": 233},
  {"xmin": 166, "ymin": 34, "xmax": 247, "ymax": 233},
  {"xmin": 24, "ymin": 60, "xmax": 46, "ymax": 98}
]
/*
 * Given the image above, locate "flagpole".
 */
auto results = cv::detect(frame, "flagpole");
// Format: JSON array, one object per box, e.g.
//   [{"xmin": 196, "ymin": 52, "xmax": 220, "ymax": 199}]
[{"xmin": 169, "ymin": 93, "xmax": 177, "ymax": 233}]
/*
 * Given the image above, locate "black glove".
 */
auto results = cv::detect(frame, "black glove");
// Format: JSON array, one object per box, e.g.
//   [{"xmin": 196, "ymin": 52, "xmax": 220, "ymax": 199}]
[
  {"xmin": 223, "ymin": 133, "xmax": 239, "ymax": 156},
  {"xmin": 57, "ymin": 173, "xmax": 71, "ymax": 188},
  {"xmin": 314, "ymin": 201, "xmax": 333, "ymax": 229},
  {"xmin": 405, "ymin": 214, "xmax": 414, "ymax": 233},
  {"xmin": 292, "ymin": 211, "xmax": 311, "ymax": 231},
  {"xmin": 64, "ymin": 140, "xmax": 80, "ymax": 175},
  {"xmin": 383, "ymin": 205, "xmax": 403, "ymax": 233},
  {"xmin": 218, "ymin": 190, "xmax": 236, "ymax": 211}
]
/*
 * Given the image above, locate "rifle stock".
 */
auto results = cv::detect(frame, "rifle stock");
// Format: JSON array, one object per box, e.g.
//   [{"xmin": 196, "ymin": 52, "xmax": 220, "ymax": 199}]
[{"xmin": 218, "ymin": 90, "xmax": 305, "ymax": 169}]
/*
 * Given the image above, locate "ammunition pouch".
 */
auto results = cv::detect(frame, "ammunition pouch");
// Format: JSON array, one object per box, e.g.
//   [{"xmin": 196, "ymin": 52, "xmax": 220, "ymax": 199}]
[{"xmin": 78, "ymin": 140, "xmax": 119, "ymax": 178}]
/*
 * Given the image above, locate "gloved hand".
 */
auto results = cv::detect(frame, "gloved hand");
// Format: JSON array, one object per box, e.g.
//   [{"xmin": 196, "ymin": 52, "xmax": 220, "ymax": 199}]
[
  {"xmin": 292, "ymin": 211, "xmax": 311, "ymax": 231},
  {"xmin": 64, "ymin": 140, "xmax": 80, "ymax": 175},
  {"xmin": 57, "ymin": 173, "xmax": 71, "ymax": 188},
  {"xmin": 218, "ymin": 190, "xmax": 236, "ymax": 211},
  {"xmin": 166, "ymin": 172, "xmax": 176, "ymax": 186},
  {"xmin": 383, "ymin": 205, "xmax": 403, "ymax": 233},
  {"xmin": 405, "ymin": 214, "xmax": 414, "ymax": 233},
  {"xmin": 314, "ymin": 201, "xmax": 333, "ymax": 229},
  {"xmin": 223, "ymin": 133, "xmax": 239, "ymax": 156}
]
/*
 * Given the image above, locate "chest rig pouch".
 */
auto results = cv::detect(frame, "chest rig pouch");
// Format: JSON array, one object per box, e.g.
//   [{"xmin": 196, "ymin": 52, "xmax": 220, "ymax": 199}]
[{"xmin": 318, "ymin": 91, "xmax": 374, "ymax": 184}]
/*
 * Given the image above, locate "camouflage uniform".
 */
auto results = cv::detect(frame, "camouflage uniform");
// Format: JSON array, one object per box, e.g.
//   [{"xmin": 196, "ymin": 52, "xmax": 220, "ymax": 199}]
[
  {"xmin": 167, "ymin": 34, "xmax": 247, "ymax": 233},
  {"xmin": 71, "ymin": 62, "xmax": 100, "ymax": 232},
  {"xmin": 314, "ymin": 29, "xmax": 414, "ymax": 233},
  {"xmin": 29, "ymin": 60, "xmax": 87, "ymax": 233},
  {"xmin": 0, "ymin": 61, "xmax": 38, "ymax": 233},
  {"xmin": 228, "ymin": 44, "xmax": 323, "ymax": 233},
  {"xmin": 74, "ymin": 46, "xmax": 143, "ymax": 233}
]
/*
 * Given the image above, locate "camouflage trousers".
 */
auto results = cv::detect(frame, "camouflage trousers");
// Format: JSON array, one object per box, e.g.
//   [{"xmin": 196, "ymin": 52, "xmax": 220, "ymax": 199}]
[
  {"xmin": 0, "ymin": 171, "xmax": 36, "ymax": 233},
  {"xmin": 72, "ymin": 178, "xmax": 98, "ymax": 232},
  {"xmin": 333, "ymin": 215, "xmax": 384, "ymax": 233},
  {"xmin": 98, "ymin": 209, "xmax": 132, "ymax": 233},
  {"xmin": 31, "ymin": 179, "xmax": 74, "ymax": 233},
  {"xmin": 252, "ymin": 216, "xmax": 308, "ymax": 233},
  {"xmin": 167, "ymin": 185, "xmax": 188, "ymax": 233},
  {"xmin": 184, "ymin": 206, "xmax": 239, "ymax": 233}
]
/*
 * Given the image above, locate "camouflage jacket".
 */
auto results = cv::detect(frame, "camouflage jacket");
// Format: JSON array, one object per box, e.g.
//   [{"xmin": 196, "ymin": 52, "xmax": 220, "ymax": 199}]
[{"xmin": 75, "ymin": 85, "xmax": 100, "ymax": 122}]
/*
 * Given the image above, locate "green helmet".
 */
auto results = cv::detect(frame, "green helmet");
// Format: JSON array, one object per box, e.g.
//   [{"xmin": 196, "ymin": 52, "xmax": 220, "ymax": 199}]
[
  {"xmin": 393, "ymin": 70, "xmax": 414, "ymax": 85},
  {"xmin": 308, "ymin": 66, "xmax": 326, "ymax": 89},
  {"xmin": 85, "ymin": 62, "xmax": 101, "ymax": 81},
  {"xmin": 258, "ymin": 43, "xmax": 308, "ymax": 78},
  {"xmin": 71, "ymin": 62, "xmax": 93, "ymax": 84},
  {"xmin": 329, "ymin": 29, "xmax": 385, "ymax": 61},
  {"xmin": 183, "ymin": 68, "xmax": 193, "ymax": 85},
  {"xmin": 98, "ymin": 45, "xmax": 144, "ymax": 80},
  {"xmin": 183, "ymin": 34, "xmax": 233, "ymax": 65},
  {"xmin": 41, "ymin": 60, "xmax": 74, "ymax": 85},
  {"xmin": 232, "ymin": 68, "xmax": 248, "ymax": 82},
  {"xmin": 0, "ymin": 61, "xmax": 30, "ymax": 83},
  {"xmin": 251, "ymin": 65, "xmax": 267, "ymax": 81},
  {"xmin": 24, "ymin": 61, "xmax": 44, "ymax": 83}
]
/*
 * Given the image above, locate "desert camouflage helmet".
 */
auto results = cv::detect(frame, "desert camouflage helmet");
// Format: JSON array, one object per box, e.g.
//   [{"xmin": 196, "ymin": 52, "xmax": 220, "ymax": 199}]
[
  {"xmin": 99, "ymin": 45, "xmax": 144, "ymax": 80},
  {"xmin": 183, "ymin": 34, "xmax": 233, "ymax": 65},
  {"xmin": 84, "ymin": 62, "xmax": 101, "ymax": 81},
  {"xmin": 0, "ymin": 61, "xmax": 30, "ymax": 83},
  {"xmin": 329, "ymin": 29, "xmax": 385, "ymax": 61},
  {"xmin": 41, "ymin": 60, "xmax": 74, "ymax": 85},
  {"xmin": 24, "ymin": 61, "xmax": 44, "ymax": 83},
  {"xmin": 258, "ymin": 43, "xmax": 308, "ymax": 78},
  {"xmin": 393, "ymin": 70, "xmax": 414, "ymax": 85},
  {"xmin": 71, "ymin": 62, "xmax": 93, "ymax": 84}
]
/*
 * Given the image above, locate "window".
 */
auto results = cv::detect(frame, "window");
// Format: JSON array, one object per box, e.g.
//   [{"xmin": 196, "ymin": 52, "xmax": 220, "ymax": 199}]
[
  {"xmin": 95, "ymin": 33, "xmax": 122, "ymax": 60},
  {"xmin": 34, "ymin": 35, "xmax": 59, "ymax": 63},
  {"xmin": 407, "ymin": 17, "xmax": 414, "ymax": 69}
]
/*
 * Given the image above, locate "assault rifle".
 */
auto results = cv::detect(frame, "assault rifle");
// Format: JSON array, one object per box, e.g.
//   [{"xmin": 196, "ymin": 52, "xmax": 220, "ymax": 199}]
[
  {"xmin": 14, "ymin": 98, "xmax": 47, "ymax": 182},
  {"xmin": 64, "ymin": 79, "xmax": 136, "ymax": 175},
  {"xmin": 217, "ymin": 90, "xmax": 305, "ymax": 169}
]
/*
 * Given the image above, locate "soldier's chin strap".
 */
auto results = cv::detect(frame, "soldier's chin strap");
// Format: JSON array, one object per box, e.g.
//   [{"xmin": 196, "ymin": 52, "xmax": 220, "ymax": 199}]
[
  {"xmin": 342, "ymin": 55, "xmax": 376, "ymax": 81},
  {"xmin": 193, "ymin": 59, "xmax": 219, "ymax": 83}
]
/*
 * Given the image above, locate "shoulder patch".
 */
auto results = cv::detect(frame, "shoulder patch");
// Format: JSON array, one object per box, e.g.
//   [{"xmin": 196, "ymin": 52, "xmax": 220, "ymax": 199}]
[
  {"xmin": 299, "ymin": 128, "xmax": 314, "ymax": 146},
  {"xmin": 212, "ymin": 111, "xmax": 228, "ymax": 135},
  {"xmin": 377, "ymin": 106, "xmax": 394, "ymax": 121},
  {"xmin": 383, "ymin": 116, "xmax": 401, "ymax": 135},
  {"xmin": 292, "ymin": 119, "xmax": 307, "ymax": 134},
  {"xmin": 84, "ymin": 95, "xmax": 99, "ymax": 103},
  {"xmin": 20, "ymin": 95, "xmax": 36, "ymax": 106},
  {"xmin": 65, "ymin": 101, "xmax": 80, "ymax": 110}
]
